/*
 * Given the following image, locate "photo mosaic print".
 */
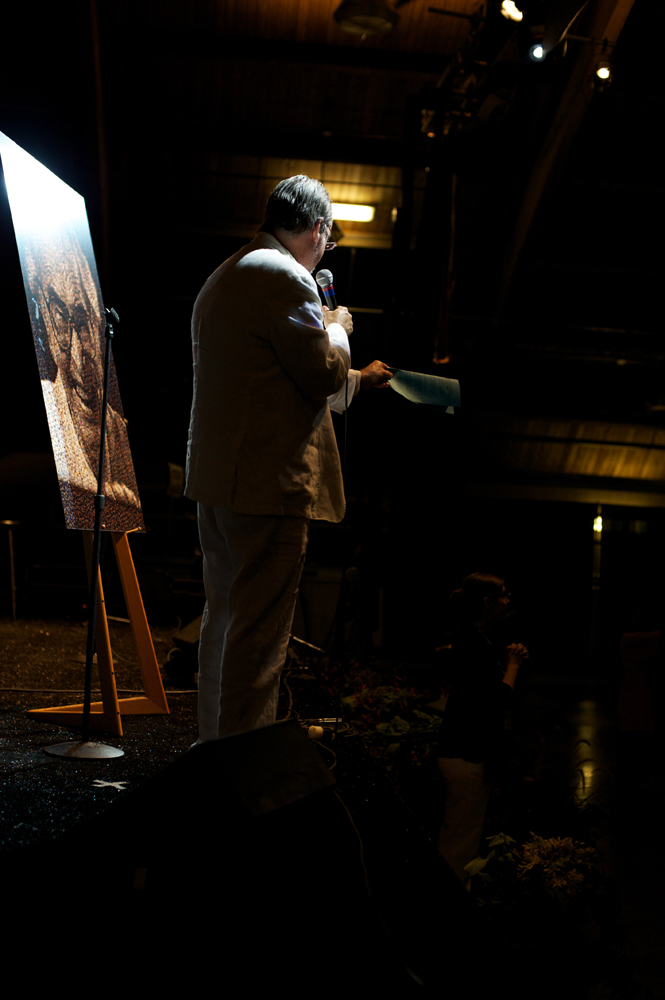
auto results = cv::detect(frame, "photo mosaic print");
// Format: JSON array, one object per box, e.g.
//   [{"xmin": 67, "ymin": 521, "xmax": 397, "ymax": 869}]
[{"xmin": 0, "ymin": 131, "xmax": 144, "ymax": 532}]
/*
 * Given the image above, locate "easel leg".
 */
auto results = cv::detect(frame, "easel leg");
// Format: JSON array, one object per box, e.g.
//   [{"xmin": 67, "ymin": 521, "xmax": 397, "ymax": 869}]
[
  {"xmin": 112, "ymin": 531, "xmax": 169, "ymax": 713},
  {"xmin": 27, "ymin": 530, "xmax": 169, "ymax": 727}
]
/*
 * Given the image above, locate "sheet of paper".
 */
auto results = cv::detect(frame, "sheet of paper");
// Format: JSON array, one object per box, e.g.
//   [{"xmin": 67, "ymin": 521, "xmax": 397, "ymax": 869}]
[{"xmin": 387, "ymin": 368, "xmax": 460, "ymax": 412}]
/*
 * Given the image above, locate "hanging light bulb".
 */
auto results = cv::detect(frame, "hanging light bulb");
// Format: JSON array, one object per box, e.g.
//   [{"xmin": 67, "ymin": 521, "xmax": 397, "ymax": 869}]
[
  {"xmin": 596, "ymin": 60, "xmax": 612, "ymax": 80},
  {"xmin": 500, "ymin": 1, "xmax": 524, "ymax": 22}
]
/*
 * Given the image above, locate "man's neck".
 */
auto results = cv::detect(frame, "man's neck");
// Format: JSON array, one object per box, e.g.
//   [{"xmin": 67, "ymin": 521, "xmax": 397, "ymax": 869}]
[{"xmin": 272, "ymin": 227, "xmax": 319, "ymax": 271}]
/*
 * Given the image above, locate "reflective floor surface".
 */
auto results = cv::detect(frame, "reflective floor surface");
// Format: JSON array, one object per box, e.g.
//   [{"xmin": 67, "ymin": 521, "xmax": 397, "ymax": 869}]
[{"xmin": 520, "ymin": 673, "xmax": 665, "ymax": 998}]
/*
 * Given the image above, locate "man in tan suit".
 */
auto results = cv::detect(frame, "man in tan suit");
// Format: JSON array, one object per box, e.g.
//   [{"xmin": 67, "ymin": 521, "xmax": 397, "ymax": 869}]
[{"xmin": 185, "ymin": 175, "xmax": 392, "ymax": 740}]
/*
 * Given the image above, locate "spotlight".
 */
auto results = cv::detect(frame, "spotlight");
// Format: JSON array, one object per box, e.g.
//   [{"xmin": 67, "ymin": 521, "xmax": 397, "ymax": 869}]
[
  {"xmin": 500, "ymin": 1, "xmax": 524, "ymax": 22},
  {"xmin": 333, "ymin": 0, "xmax": 399, "ymax": 36},
  {"xmin": 529, "ymin": 43, "xmax": 545, "ymax": 61},
  {"xmin": 592, "ymin": 57, "xmax": 613, "ymax": 91}
]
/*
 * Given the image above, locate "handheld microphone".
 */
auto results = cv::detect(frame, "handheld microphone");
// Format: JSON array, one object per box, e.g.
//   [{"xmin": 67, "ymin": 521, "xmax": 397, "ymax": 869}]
[{"xmin": 316, "ymin": 269, "xmax": 337, "ymax": 310}]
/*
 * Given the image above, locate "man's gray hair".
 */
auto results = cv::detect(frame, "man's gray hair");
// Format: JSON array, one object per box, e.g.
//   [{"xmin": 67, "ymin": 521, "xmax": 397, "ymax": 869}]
[{"xmin": 261, "ymin": 175, "xmax": 332, "ymax": 235}]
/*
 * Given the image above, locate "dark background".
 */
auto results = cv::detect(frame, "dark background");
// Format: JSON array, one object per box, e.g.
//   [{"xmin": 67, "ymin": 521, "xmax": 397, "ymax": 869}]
[{"xmin": 0, "ymin": 0, "xmax": 662, "ymax": 683}]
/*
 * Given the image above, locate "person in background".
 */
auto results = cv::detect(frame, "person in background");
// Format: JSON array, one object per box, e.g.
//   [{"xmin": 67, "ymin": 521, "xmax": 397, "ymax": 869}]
[{"xmin": 435, "ymin": 572, "xmax": 529, "ymax": 886}]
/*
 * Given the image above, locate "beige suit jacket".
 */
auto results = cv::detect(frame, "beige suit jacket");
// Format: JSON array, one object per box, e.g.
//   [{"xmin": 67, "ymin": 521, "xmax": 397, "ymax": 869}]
[{"xmin": 185, "ymin": 232, "xmax": 356, "ymax": 522}]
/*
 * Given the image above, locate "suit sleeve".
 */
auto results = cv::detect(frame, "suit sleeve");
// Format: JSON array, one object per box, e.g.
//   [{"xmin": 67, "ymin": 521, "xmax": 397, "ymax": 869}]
[
  {"xmin": 269, "ymin": 271, "xmax": 350, "ymax": 398},
  {"xmin": 325, "ymin": 320, "xmax": 360, "ymax": 412},
  {"xmin": 328, "ymin": 368, "xmax": 361, "ymax": 413}
]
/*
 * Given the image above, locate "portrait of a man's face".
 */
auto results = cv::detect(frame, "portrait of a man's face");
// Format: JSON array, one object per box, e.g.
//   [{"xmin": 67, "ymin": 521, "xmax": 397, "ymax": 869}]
[{"xmin": 0, "ymin": 130, "xmax": 144, "ymax": 532}]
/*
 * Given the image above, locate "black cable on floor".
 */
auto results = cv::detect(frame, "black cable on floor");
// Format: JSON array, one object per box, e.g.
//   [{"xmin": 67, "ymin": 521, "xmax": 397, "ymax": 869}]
[{"xmin": 333, "ymin": 787, "xmax": 426, "ymax": 989}]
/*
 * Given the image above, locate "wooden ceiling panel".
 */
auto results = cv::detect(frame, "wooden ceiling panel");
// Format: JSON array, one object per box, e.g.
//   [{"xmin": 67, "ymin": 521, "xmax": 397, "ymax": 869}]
[
  {"xmin": 479, "ymin": 415, "xmax": 665, "ymax": 482},
  {"xmin": 496, "ymin": 416, "xmax": 665, "ymax": 447},
  {"xmin": 187, "ymin": 154, "xmax": 411, "ymax": 247},
  {"xmin": 208, "ymin": 58, "xmax": 438, "ymax": 139},
  {"xmin": 211, "ymin": 0, "xmax": 474, "ymax": 55}
]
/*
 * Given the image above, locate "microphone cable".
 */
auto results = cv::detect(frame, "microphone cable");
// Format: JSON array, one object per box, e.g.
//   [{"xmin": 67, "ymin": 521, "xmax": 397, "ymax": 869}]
[{"xmin": 316, "ymin": 271, "xmax": 353, "ymax": 736}]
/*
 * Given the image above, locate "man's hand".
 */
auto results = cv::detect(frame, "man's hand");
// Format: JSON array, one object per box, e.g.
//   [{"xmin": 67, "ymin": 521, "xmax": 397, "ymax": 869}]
[
  {"xmin": 507, "ymin": 643, "xmax": 529, "ymax": 667},
  {"xmin": 322, "ymin": 305, "xmax": 353, "ymax": 336},
  {"xmin": 360, "ymin": 361, "xmax": 393, "ymax": 389},
  {"xmin": 503, "ymin": 643, "xmax": 528, "ymax": 690}
]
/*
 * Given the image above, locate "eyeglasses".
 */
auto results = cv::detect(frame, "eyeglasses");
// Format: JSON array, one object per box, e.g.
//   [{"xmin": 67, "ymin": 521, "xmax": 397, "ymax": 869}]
[{"xmin": 318, "ymin": 219, "xmax": 336, "ymax": 251}]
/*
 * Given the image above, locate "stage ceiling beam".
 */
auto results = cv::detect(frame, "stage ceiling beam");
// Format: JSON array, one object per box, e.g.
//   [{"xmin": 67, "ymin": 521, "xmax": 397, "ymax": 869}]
[{"xmin": 495, "ymin": 0, "xmax": 636, "ymax": 320}]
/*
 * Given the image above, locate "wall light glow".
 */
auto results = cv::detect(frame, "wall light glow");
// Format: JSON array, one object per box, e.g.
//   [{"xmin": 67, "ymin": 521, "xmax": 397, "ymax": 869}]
[{"xmin": 331, "ymin": 203, "xmax": 375, "ymax": 222}]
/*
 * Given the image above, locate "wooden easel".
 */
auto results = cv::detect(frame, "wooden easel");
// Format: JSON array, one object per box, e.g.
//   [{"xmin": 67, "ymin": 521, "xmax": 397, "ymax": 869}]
[{"xmin": 28, "ymin": 529, "xmax": 169, "ymax": 735}]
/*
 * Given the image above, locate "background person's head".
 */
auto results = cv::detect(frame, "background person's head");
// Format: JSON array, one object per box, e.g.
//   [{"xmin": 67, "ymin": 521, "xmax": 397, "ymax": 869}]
[
  {"xmin": 449, "ymin": 572, "xmax": 509, "ymax": 629},
  {"xmin": 261, "ymin": 174, "xmax": 333, "ymax": 271}
]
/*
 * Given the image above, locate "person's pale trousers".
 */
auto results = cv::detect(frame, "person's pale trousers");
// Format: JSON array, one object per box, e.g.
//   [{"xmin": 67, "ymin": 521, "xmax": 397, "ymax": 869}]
[
  {"xmin": 196, "ymin": 504, "xmax": 309, "ymax": 740},
  {"xmin": 437, "ymin": 757, "xmax": 491, "ymax": 886}
]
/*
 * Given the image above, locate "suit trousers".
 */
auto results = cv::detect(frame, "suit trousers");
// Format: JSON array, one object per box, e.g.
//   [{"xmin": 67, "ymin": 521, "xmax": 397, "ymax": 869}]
[
  {"xmin": 196, "ymin": 504, "xmax": 309, "ymax": 740},
  {"xmin": 437, "ymin": 757, "xmax": 491, "ymax": 886}
]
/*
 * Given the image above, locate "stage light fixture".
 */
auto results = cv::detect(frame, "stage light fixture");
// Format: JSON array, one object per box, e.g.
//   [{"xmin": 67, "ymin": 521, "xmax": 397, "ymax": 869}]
[
  {"xmin": 500, "ymin": 1, "xmax": 523, "ymax": 22},
  {"xmin": 529, "ymin": 43, "xmax": 545, "ymax": 61},
  {"xmin": 333, "ymin": 0, "xmax": 399, "ymax": 36},
  {"xmin": 596, "ymin": 60, "xmax": 612, "ymax": 80},
  {"xmin": 332, "ymin": 203, "xmax": 375, "ymax": 222}
]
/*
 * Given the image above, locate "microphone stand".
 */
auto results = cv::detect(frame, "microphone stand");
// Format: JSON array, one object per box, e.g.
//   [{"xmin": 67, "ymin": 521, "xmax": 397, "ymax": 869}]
[
  {"xmin": 45, "ymin": 308, "xmax": 124, "ymax": 760},
  {"xmin": 329, "ymin": 376, "xmax": 350, "ymax": 738}
]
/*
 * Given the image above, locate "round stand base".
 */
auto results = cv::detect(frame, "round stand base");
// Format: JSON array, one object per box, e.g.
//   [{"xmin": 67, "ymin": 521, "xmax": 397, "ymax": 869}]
[{"xmin": 43, "ymin": 741, "xmax": 124, "ymax": 759}]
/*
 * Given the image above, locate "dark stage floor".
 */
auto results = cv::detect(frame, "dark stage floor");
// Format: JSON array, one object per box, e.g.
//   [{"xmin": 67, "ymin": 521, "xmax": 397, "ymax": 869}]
[
  {"xmin": 0, "ymin": 615, "xmax": 199, "ymax": 848},
  {"xmin": 0, "ymin": 614, "xmax": 478, "ymax": 994},
  {"xmin": 1, "ymin": 614, "xmax": 663, "ymax": 997}
]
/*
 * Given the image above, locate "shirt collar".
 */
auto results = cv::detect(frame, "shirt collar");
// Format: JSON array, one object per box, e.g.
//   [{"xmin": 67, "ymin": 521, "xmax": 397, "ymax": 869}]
[{"xmin": 252, "ymin": 230, "xmax": 295, "ymax": 260}]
